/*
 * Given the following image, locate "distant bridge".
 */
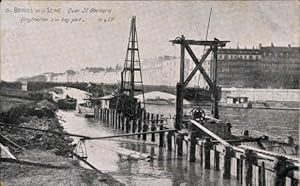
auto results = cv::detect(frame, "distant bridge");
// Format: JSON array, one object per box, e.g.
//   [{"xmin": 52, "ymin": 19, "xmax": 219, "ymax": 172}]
[{"xmin": 0, "ymin": 81, "xmax": 211, "ymax": 101}]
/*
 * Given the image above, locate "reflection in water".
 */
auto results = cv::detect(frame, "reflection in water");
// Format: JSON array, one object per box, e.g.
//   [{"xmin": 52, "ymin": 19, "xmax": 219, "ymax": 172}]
[
  {"xmin": 57, "ymin": 88, "xmax": 298, "ymax": 185},
  {"xmin": 146, "ymin": 104, "xmax": 299, "ymax": 141},
  {"xmin": 59, "ymin": 110, "xmax": 240, "ymax": 185}
]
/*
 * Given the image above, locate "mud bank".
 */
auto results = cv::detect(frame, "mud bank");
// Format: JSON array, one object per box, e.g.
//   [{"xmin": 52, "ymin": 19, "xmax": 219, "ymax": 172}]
[
  {"xmin": 0, "ymin": 99, "xmax": 124, "ymax": 185},
  {"xmin": 0, "ymin": 150, "xmax": 123, "ymax": 186}
]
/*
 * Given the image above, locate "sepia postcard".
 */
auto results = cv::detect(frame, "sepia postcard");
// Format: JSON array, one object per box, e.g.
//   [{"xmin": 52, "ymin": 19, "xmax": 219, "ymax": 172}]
[{"xmin": 0, "ymin": 1, "xmax": 299, "ymax": 186}]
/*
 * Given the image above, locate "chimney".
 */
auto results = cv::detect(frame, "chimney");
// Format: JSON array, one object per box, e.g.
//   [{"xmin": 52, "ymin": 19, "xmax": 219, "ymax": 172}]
[
  {"xmin": 288, "ymin": 44, "xmax": 291, "ymax": 48},
  {"xmin": 271, "ymin": 42, "xmax": 274, "ymax": 47},
  {"xmin": 258, "ymin": 43, "xmax": 262, "ymax": 49}
]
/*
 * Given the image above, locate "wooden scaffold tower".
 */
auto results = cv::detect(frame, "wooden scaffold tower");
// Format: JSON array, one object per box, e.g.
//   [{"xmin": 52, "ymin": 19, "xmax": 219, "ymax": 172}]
[{"xmin": 120, "ymin": 16, "xmax": 146, "ymax": 116}]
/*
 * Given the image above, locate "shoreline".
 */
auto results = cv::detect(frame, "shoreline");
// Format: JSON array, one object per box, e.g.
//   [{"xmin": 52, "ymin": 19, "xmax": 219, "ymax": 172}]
[{"xmin": 0, "ymin": 95, "xmax": 124, "ymax": 186}]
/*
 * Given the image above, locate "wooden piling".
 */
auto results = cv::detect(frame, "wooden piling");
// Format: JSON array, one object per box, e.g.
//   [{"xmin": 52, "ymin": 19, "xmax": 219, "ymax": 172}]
[
  {"xmin": 189, "ymin": 132, "xmax": 197, "ymax": 162},
  {"xmin": 103, "ymin": 109, "xmax": 105, "ymax": 122},
  {"xmin": 112, "ymin": 110, "xmax": 113, "ymax": 128},
  {"xmin": 114, "ymin": 111, "xmax": 117, "ymax": 130},
  {"xmin": 99, "ymin": 108, "xmax": 101, "ymax": 120},
  {"xmin": 94, "ymin": 107, "xmax": 98, "ymax": 118},
  {"xmin": 121, "ymin": 115, "xmax": 125, "ymax": 131},
  {"xmin": 142, "ymin": 122, "xmax": 148, "ymax": 140},
  {"xmin": 118, "ymin": 113, "xmax": 121, "ymax": 130},
  {"xmin": 109, "ymin": 110, "xmax": 111, "ymax": 127},
  {"xmin": 274, "ymin": 156, "xmax": 289, "ymax": 186},
  {"xmin": 111, "ymin": 110, "xmax": 114, "ymax": 128},
  {"xmin": 137, "ymin": 119, "xmax": 142, "ymax": 139},
  {"xmin": 236, "ymin": 158, "xmax": 241, "ymax": 182},
  {"xmin": 114, "ymin": 110, "xmax": 117, "ymax": 129},
  {"xmin": 245, "ymin": 150, "xmax": 258, "ymax": 186},
  {"xmin": 103, "ymin": 109, "xmax": 106, "ymax": 123},
  {"xmin": 214, "ymin": 146, "xmax": 220, "ymax": 170},
  {"xmin": 125, "ymin": 118, "xmax": 130, "ymax": 133},
  {"xmin": 151, "ymin": 124, "xmax": 156, "ymax": 142},
  {"xmin": 258, "ymin": 162, "xmax": 266, "ymax": 186},
  {"xmin": 107, "ymin": 109, "xmax": 109, "ymax": 125},
  {"xmin": 156, "ymin": 114, "xmax": 159, "ymax": 124},
  {"xmin": 147, "ymin": 113, "xmax": 150, "ymax": 123},
  {"xmin": 109, "ymin": 109, "xmax": 112, "ymax": 126},
  {"xmin": 176, "ymin": 134, "xmax": 184, "ymax": 156},
  {"xmin": 199, "ymin": 142, "xmax": 204, "ymax": 166},
  {"xmin": 204, "ymin": 138, "xmax": 213, "ymax": 169},
  {"xmin": 240, "ymin": 156, "xmax": 244, "ymax": 185},
  {"xmin": 109, "ymin": 110, "xmax": 112, "ymax": 126},
  {"xmin": 159, "ymin": 125, "xmax": 164, "ymax": 147},
  {"xmin": 100, "ymin": 109, "xmax": 103, "ymax": 121},
  {"xmin": 167, "ymin": 131, "xmax": 173, "ymax": 151},
  {"xmin": 129, "ymin": 120, "xmax": 133, "ymax": 133},
  {"xmin": 132, "ymin": 119, "xmax": 137, "ymax": 134},
  {"xmin": 223, "ymin": 146, "xmax": 232, "ymax": 179},
  {"xmin": 115, "ymin": 112, "xmax": 118, "ymax": 130}
]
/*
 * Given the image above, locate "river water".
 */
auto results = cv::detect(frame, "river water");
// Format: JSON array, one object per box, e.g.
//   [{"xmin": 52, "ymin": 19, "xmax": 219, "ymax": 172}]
[
  {"xmin": 146, "ymin": 104, "xmax": 299, "ymax": 142},
  {"xmin": 57, "ymin": 88, "xmax": 299, "ymax": 185},
  {"xmin": 59, "ymin": 110, "xmax": 241, "ymax": 186}
]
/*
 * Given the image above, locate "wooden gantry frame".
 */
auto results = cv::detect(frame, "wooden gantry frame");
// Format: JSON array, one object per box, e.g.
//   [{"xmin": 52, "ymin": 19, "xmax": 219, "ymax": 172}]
[{"xmin": 170, "ymin": 36, "xmax": 229, "ymax": 129}]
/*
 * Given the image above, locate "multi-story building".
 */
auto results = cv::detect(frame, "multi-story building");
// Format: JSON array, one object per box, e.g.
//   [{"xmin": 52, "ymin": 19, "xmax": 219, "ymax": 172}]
[
  {"xmin": 20, "ymin": 45, "xmax": 299, "ymax": 89},
  {"xmin": 217, "ymin": 44, "xmax": 300, "ymax": 88},
  {"xmin": 217, "ymin": 47, "xmax": 262, "ymax": 88},
  {"xmin": 259, "ymin": 44, "xmax": 299, "ymax": 88}
]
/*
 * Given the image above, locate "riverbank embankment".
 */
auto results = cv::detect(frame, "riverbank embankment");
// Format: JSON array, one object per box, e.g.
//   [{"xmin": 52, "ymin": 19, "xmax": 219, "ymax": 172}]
[{"xmin": 0, "ymin": 95, "xmax": 123, "ymax": 186}]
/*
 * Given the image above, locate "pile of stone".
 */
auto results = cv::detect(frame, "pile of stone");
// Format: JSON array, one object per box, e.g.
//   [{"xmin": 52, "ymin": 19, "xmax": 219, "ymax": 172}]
[
  {"xmin": 1, "ymin": 100, "xmax": 57, "ymax": 124},
  {"xmin": 1, "ymin": 100, "xmax": 75, "ymax": 156}
]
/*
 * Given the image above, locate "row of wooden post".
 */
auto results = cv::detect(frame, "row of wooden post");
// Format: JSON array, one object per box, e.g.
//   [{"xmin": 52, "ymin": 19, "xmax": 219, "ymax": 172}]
[
  {"xmin": 183, "ymin": 136, "xmax": 298, "ymax": 186},
  {"xmin": 173, "ymin": 131, "xmax": 298, "ymax": 186},
  {"xmin": 95, "ymin": 108, "xmax": 298, "ymax": 186},
  {"xmin": 95, "ymin": 108, "xmax": 172, "ymax": 148}
]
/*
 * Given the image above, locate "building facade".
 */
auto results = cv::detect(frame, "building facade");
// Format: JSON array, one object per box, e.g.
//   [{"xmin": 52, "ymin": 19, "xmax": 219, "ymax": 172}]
[
  {"xmin": 20, "ymin": 44, "xmax": 299, "ymax": 89},
  {"xmin": 217, "ymin": 44, "xmax": 300, "ymax": 88},
  {"xmin": 217, "ymin": 47, "xmax": 262, "ymax": 88},
  {"xmin": 39, "ymin": 56, "xmax": 193, "ymax": 87}
]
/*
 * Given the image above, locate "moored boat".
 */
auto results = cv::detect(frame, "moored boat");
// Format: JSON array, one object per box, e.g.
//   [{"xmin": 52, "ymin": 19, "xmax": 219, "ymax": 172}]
[
  {"xmin": 57, "ymin": 97, "xmax": 77, "ymax": 110},
  {"xmin": 220, "ymin": 96, "xmax": 252, "ymax": 109},
  {"xmin": 77, "ymin": 99, "xmax": 95, "ymax": 117}
]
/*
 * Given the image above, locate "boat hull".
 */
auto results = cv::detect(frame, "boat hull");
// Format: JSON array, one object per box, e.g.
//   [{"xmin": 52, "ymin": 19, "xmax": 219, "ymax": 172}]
[
  {"xmin": 57, "ymin": 98, "xmax": 77, "ymax": 110},
  {"xmin": 77, "ymin": 103, "xmax": 94, "ymax": 117}
]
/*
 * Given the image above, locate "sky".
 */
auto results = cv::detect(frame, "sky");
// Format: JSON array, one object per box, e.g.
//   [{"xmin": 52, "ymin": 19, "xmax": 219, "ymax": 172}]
[{"xmin": 1, "ymin": 1, "xmax": 299, "ymax": 81}]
